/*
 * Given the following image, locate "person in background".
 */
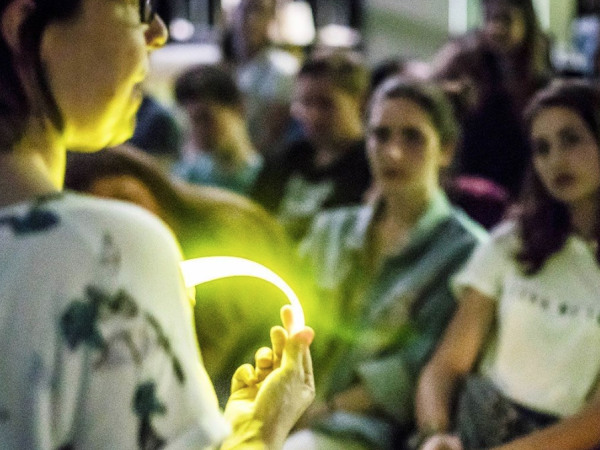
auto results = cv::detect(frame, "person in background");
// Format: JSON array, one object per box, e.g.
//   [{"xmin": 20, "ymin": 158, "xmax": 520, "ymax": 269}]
[
  {"xmin": 365, "ymin": 58, "xmax": 510, "ymax": 230},
  {"xmin": 431, "ymin": 0, "xmax": 551, "ymax": 200},
  {"xmin": 225, "ymin": 0, "xmax": 301, "ymax": 157},
  {"xmin": 128, "ymin": 92, "xmax": 183, "ymax": 169},
  {"xmin": 251, "ymin": 50, "xmax": 372, "ymax": 242},
  {"xmin": 0, "ymin": 0, "xmax": 314, "ymax": 448},
  {"xmin": 415, "ymin": 79, "xmax": 600, "ymax": 450},
  {"xmin": 65, "ymin": 144, "xmax": 309, "ymax": 407},
  {"xmin": 172, "ymin": 64, "xmax": 263, "ymax": 196},
  {"xmin": 284, "ymin": 77, "xmax": 487, "ymax": 450}
]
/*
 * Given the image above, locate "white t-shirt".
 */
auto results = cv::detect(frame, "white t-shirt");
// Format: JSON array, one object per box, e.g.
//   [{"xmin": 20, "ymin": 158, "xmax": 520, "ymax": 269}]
[
  {"xmin": 0, "ymin": 193, "xmax": 229, "ymax": 449},
  {"xmin": 453, "ymin": 222, "xmax": 600, "ymax": 417}
]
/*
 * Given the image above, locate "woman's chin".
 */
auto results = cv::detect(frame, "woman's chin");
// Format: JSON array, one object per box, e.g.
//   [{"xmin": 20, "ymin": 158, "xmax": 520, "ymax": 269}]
[{"xmin": 67, "ymin": 125, "xmax": 135, "ymax": 152}]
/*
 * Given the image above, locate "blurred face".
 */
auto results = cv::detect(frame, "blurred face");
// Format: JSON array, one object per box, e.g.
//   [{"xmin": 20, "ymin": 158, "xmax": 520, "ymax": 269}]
[
  {"xmin": 89, "ymin": 174, "xmax": 162, "ymax": 217},
  {"xmin": 483, "ymin": 2, "xmax": 527, "ymax": 53},
  {"xmin": 233, "ymin": 0, "xmax": 275, "ymax": 52},
  {"xmin": 530, "ymin": 106, "xmax": 600, "ymax": 206},
  {"xmin": 40, "ymin": 0, "xmax": 167, "ymax": 151},
  {"xmin": 291, "ymin": 75, "xmax": 361, "ymax": 144},
  {"xmin": 366, "ymin": 97, "xmax": 452, "ymax": 198},
  {"xmin": 183, "ymin": 100, "xmax": 232, "ymax": 151}
]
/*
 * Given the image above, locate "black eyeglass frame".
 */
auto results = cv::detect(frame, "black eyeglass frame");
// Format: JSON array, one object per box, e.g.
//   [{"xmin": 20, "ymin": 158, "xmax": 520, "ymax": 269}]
[{"xmin": 140, "ymin": 0, "xmax": 156, "ymax": 24}]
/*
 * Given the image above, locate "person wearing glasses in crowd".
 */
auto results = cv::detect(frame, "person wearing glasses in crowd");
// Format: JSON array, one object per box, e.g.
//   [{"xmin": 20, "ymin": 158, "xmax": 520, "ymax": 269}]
[{"xmin": 0, "ymin": 0, "xmax": 314, "ymax": 448}]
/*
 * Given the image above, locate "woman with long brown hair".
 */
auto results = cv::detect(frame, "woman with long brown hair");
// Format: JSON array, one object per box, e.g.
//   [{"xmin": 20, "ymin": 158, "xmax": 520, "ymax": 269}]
[{"xmin": 416, "ymin": 79, "xmax": 600, "ymax": 450}]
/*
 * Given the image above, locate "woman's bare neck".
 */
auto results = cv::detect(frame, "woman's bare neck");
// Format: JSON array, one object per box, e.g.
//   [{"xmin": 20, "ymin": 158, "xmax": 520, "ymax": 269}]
[{"xmin": 0, "ymin": 145, "xmax": 63, "ymax": 209}]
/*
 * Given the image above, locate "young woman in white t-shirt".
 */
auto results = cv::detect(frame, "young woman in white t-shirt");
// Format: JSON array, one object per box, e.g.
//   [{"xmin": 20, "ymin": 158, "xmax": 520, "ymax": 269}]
[{"xmin": 414, "ymin": 79, "xmax": 600, "ymax": 449}]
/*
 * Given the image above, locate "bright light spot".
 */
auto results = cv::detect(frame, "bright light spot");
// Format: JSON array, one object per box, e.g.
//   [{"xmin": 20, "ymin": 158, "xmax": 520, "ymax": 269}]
[
  {"xmin": 170, "ymin": 18, "xmax": 196, "ymax": 42},
  {"xmin": 221, "ymin": 0, "xmax": 241, "ymax": 18},
  {"xmin": 180, "ymin": 256, "xmax": 305, "ymax": 334},
  {"xmin": 448, "ymin": 0, "xmax": 468, "ymax": 36},
  {"xmin": 318, "ymin": 24, "xmax": 361, "ymax": 48},
  {"xmin": 534, "ymin": 0, "xmax": 550, "ymax": 32},
  {"xmin": 272, "ymin": 1, "xmax": 315, "ymax": 46}
]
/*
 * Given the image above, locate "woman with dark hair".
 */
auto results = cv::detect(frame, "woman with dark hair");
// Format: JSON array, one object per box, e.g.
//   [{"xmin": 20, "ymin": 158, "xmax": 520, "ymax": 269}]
[
  {"xmin": 0, "ymin": 0, "xmax": 314, "ymax": 448},
  {"xmin": 415, "ymin": 79, "xmax": 600, "ymax": 449},
  {"xmin": 285, "ymin": 77, "xmax": 486, "ymax": 450},
  {"xmin": 431, "ymin": 0, "xmax": 552, "ymax": 199}
]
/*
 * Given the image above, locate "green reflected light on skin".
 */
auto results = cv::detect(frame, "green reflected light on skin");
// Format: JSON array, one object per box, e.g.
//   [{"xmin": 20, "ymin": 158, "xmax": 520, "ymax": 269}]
[{"xmin": 179, "ymin": 256, "xmax": 306, "ymax": 334}]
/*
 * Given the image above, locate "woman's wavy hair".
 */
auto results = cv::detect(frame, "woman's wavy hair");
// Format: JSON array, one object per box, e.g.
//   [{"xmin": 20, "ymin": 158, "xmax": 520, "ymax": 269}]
[
  {"xmin": 0, "ymin": 0, "xmax": 81, "ymax": 152},
  {"xmin": 518, "ymin": 78, "xmax": 600, "ymax": 273}
]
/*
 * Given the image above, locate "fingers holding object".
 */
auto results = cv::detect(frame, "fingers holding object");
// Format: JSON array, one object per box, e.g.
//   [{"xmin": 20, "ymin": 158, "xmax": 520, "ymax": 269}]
[
  {"xmin": 231, "ymin": 363, "xmax": 256, "ymax": 393},
  {"xmin": 270, "ymin": 325, "xmax": 287, "ymax": 368},
  {"xmin": 255, "ymin": 346, "xmax": 274, "ymax": 382}
]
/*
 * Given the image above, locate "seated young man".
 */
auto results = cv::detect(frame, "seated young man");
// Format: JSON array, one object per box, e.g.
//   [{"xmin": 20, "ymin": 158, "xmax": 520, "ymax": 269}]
[
  {"xmin": 173, "ymin": 64, "xmax": 263, "ymax": 196},
  {"xmin": 250, "ymin": 50, "xmax": 372, "ymax": 241}
]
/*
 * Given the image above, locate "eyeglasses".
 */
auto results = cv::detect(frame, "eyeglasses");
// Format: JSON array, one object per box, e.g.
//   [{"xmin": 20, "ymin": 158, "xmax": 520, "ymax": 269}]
[{"xmin": 140, "ymin": 0, "xmax": 156, "ymax": 24}]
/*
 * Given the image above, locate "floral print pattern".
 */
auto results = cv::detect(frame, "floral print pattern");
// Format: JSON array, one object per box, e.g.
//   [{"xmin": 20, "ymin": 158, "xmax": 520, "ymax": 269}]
[
  {"xmin": 0, "ymin": 194, "xmax": 61, "ymax": 234},
  {"xmin": 58, "ymin": 232, "xmax": 185, "ymax": 448},
  {"xmin": 0, "ymin": 193, "xmax": 229, "ymax": 449}
]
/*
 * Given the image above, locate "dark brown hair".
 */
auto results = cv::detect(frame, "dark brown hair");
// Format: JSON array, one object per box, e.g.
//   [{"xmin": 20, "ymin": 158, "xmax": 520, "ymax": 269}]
[
  {"xmin": 298, "ymin": 50, "xmax": 369, "ymax": 99},
  {"xmin": 65, "ymin": 145, "xmax": 186, "ymax": 222},
  {"xmin": 481, "ymin": 0, "xmax": 550, "ymax": 76},
  {"xmin": 368, "ymin": 76, "xmax": 460, "ymax": 145},
  {"xmin": 0, "ymin": 0, "xmax": 82, "ymax": 152},
  {"xmin": 174, "ymin": 64, "xmax": 242, "ymax": 107},
  {"xmin": 518, "ymin": 78, "xmax": 600, "ymax": 273}
]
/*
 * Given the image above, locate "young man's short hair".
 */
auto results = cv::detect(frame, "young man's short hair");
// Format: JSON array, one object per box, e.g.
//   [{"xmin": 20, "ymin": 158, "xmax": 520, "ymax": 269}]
[
  {"xmin": 297, "ymin": 50, "xmax": 369, "ymax": 99},
  {"xmin": 174, "ymin": 65, "xmax": 242, "ymax": 107}
]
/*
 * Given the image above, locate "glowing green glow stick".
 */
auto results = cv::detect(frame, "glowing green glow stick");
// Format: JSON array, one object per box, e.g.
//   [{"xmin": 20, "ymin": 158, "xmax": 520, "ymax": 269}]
[{"xmin": 180, "ymin": 256, "xmax": 305, "ymax": 334}]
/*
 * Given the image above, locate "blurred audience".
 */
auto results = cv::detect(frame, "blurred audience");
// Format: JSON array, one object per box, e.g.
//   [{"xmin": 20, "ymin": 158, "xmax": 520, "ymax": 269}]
[
  {"xmin": 443, "ymin": 175, "xmax": 510, "ymax": 230},
  {"xmin": 251, "ymin": 50, "xmax": 372, "ymax": 241},
  {"xmin": 365, "ymin": 58, "xmax": 510, "ymax": 230},
  {"xmin": 172, "ymin": 64, "xmax": 263, "ymax": 196}
]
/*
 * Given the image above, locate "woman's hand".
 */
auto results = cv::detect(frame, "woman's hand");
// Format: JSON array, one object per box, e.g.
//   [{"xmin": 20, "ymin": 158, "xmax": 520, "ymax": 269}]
[
  {"xmin": 221, "ymin": 305, "xmax": 315, "ymax": 449},
  {"xmin": 420, "ymin": 433, "xmax": 463, "ymax": 450},
  {"xmin": 291, "ymin": 399, "xmax": 329, "ymax": 431}
]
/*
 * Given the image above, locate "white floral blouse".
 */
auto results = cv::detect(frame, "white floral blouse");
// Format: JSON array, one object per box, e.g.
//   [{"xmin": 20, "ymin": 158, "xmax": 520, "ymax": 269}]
[{"xmin": 0, "ymin": 193, "xmax": 229, "ymax": 449}]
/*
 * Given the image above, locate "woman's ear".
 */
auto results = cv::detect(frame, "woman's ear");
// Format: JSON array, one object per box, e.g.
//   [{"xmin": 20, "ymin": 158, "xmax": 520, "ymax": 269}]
[{"xmin": 1, "ymin": 0, "xmax": 34, "ymax": 53}]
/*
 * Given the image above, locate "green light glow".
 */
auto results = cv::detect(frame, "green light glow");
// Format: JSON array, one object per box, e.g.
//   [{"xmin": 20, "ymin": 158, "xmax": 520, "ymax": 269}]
[{"xmin": 180, "ymin": 256, "xmax": 305, "ymax": 333}]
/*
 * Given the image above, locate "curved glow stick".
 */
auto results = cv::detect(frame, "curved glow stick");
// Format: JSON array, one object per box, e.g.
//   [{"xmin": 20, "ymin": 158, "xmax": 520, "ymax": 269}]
[{"xmin": 180, "ymin": 256, "xmax": 305, "ymax": 334}]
